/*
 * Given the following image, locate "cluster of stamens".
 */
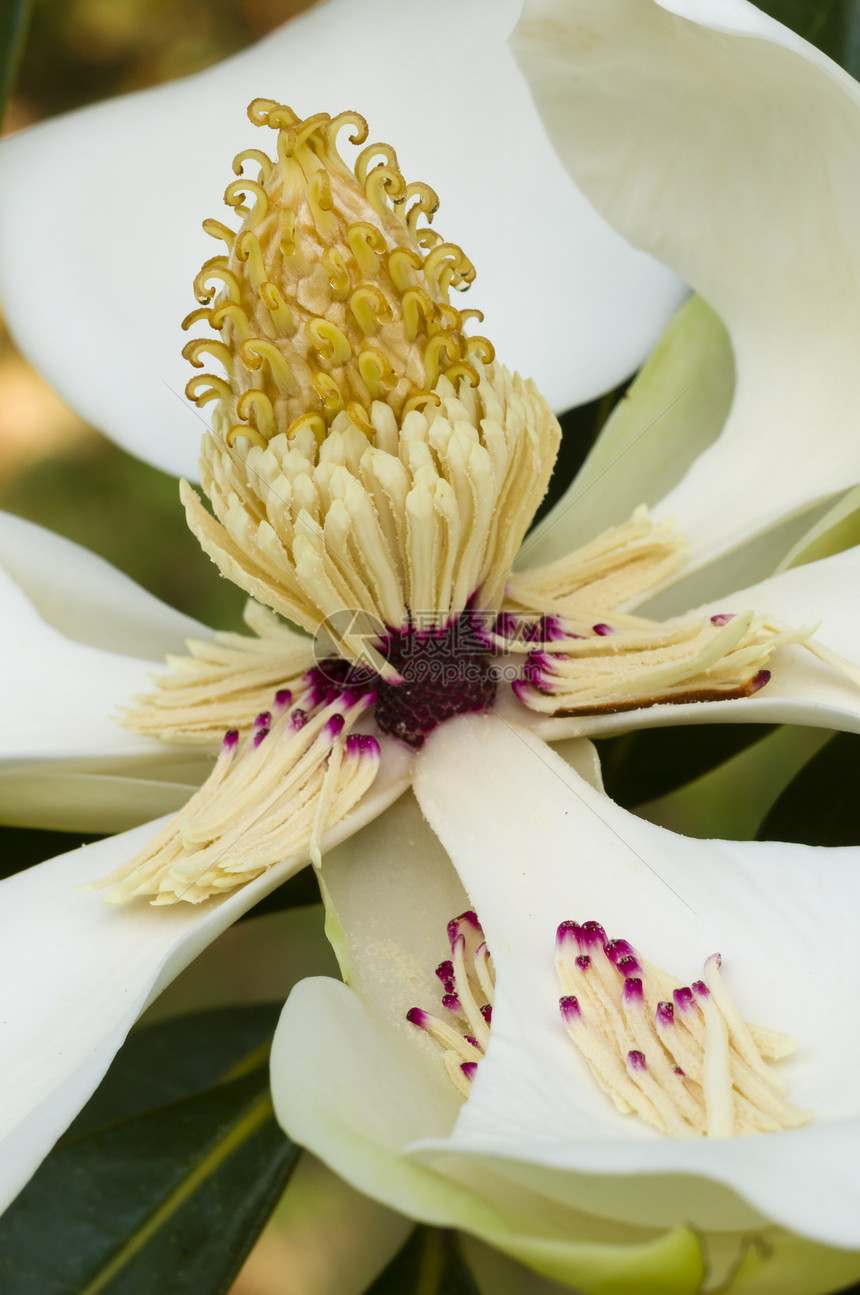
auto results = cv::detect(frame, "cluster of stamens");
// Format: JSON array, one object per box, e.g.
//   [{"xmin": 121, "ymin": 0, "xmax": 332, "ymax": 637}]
[
  {"xmin": 556, "ymin": 920, "xmax": 808, "ymax": 1138},
  {"xmin": 409, "ymin": 912, "xmax": 808, "ymax": 1140},
  {"xmin": 100, "ymin": 672, "xmax": 380, "ymax": 903},
  {"xmin": 407, "ymin": 911, "xmax": 495, "ymax": 1098}
]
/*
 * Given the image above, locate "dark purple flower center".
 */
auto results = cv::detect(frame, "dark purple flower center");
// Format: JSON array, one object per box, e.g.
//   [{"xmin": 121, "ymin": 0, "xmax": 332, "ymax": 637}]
[{"xmin": 310, "ymin": 609, "xmax": 497, "ymax": 748}]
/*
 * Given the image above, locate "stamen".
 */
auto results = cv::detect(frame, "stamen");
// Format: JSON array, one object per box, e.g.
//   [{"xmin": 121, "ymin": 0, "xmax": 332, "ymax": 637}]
[
  {"xmin": 516, "ymin": 605, "xmax": 821, "ymax": 716},
  {"xmin": 556, "ymin": 919, "xmax": 809, "ymax": 1139},
  {"xmin": 180, "ymin": 100, "xmax": 559, "ymax": 664},
  {"xmin": 97, "ymin": 685, "xmax": 379, "ymax": 904},
  {"xmin": 408, "ymin": 911, "xmax": 495, "ymax": 1095}
]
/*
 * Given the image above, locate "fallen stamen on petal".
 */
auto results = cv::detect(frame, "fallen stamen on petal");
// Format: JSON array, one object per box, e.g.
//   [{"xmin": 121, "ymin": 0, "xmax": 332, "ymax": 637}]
[
  {"xmin": 556, "ymin": 919, "xmax": 809, "ymax": 1138},
  {"xmin": 518, "ymin": 606, "xmax": 822, "ymax": 716},
  {"xmin": 408, "ymin": 910, "xmax": 495, "ymax": 1096}
]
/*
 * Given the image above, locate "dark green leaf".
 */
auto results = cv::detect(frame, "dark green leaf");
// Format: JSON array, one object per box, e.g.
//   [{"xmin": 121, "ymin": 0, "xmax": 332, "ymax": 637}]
[
  {"xmin": 0, "ymin": 1066, "xmax": 296, "ymax": 1295},
  {"xmin": 68, "ymin": 1004, "xmax": 282, "ymax": 1138},
  {"xmin": 0, "ymin": 825, "xmax": 103, "ymax": 882},
  {"xmin": 366, "ymin": 1227, "xmax": 480, "ymax": 1295},
  {"xmin": 0, "ymin": 1005, "xmax": 295, "ymax": 1294},
  {"xmin": 0, "ymin": 0, "xmax": 32, "ymax": 125},
  {"xmin": 596, "ymin": 724, "xmax": 777, "ymax": 808},
  {"xmin": 755, "ymin": 0, "xmax": 860, "ymax": 81},
  {"xmin": 756, "ymin": 731, "xmax": 860, "ymax": 846}
]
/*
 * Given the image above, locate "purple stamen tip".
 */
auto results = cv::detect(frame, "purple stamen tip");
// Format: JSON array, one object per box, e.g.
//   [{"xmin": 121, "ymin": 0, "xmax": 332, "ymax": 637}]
[
  {"xmin": 442, "ymin": 994, "xmax": 462, "ymax": 1014},
  {"xmin": 253, "ymin": 727, "xmax": 270, "ymax": 747},
  {"xmin": 324, "ymin": 714, "xmax": 346, "ymax": 740},
  {"xmin": 656, "ymin": 1001, "xmax": 675, "ymax": 1028},
  {"xmin": 435, "ymin": 960, "xmax": 454, "ymax": 985},
  {"xmin": 290, "ymin": 708, "xmax": 308, "ymax": 730},
  {"xmin": 464, "ymin": 1035, "xmax": 479, "ymax": 1048},
  {"xmin": 556, "ymin": 920, "xmax": 579, "ymax": 948},
  {"xmin": 710, "ymin": 613, "xmax": 735, "ymax": 626},
  {"xmin": 674, "ymin": 986, "xmax": 695, "ymax": 1012},
  {"xmin": 623, "ymin": 977, "xmax": 644, "ymax": 1004},
  {"xmin": 750, "ymin": 669, "xmax": 771, "ymax": 693},
  {"xmin": 616, "ymin": 954, "xmax": 643, "ymax": 977},
  {"xmin": 253, "ymin": 711, "xmax": 272, "ymax": 730},
  {"xmin": 524, "ymin": 656, "xmax": 545, "ymax": 686},
  {"xmin": 406, "ymin": 1007, "xmax": 427, "ymax": 1028},
  {"xmin": 461, "ymin": 1062, "xmax": 478, "ymax": 1081},
  {"xmin": 543, "ymin": 615, "xmax": 565, "ymax": 642},
  {"xmin": 575, "ymin": 954, "xmax": 591, "ymax": 972},
  {"xmin": 604, "ymin": 938, "xmax": 635, "ymax": 965},
  {"xmin": 480, "ymin": 1004, "xmax": 492, "ymax": 1023},
  {"xmin": 222, "ymin": 729, "xmax": 239, "ymax": 751},
  {"xmin": 274, "ymin": 688, "xmax": 292, "ymax": 708},
  {"xmin": 559, "ymin": 995, "xmax": 581, "ymax": 1022},
  {"xmin": 593, "ymin": 623, "xmax": 614, "ymax": 636},
  {"xmin": 511, "ymin": 678, "xmax": 533, "ymax": 703},
  {"xmin": 692, "ymin": 980, "xmax": 710, "ymax": 998},
  {"xmin": 674, "ymin": 1066, "xmax": 687, "ymax": 1078},
  {"xmin": 627, "ymin": 1050, "xmax": 647, "ymax": 1072},
  {"xmin": 579, "ymin": 921, "xmax": 607, "ymax": 949}
]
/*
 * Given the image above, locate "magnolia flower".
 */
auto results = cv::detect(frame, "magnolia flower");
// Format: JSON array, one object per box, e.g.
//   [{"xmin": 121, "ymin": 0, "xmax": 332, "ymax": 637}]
[{"xmin": 0, "ymin": 2, "xmax": 858, "ymax": 1291}]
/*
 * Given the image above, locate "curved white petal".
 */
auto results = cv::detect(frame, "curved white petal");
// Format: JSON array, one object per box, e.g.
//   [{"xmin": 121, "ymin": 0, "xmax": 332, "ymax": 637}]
[
  {"xmin": 0, "ymin": 0, "xmax": 683, "ymax": 478},
  {"xmin": 0, "ymin": 733, "xmax": 411, "ymax": 1211},
  {"xmin": 412, "ymin": 714, "xmax": 860, "ymax": 1250},
  {"xmin": 513, "ymin": 0, "xmax": 860, "ymax": 568},
  {"xmin": 0, "ymin": 513, "xmax": 220, "ymax": 826},
  {"xmin": 524, "ymin": 546, "xmax": 860, "ymax": 744},
  {"xmin": 0, "ymin": 510, "xmax": 206, "ymax": 658},
  {"xmin": 521, "ymin": 296, "xmax": 733, "ymax": 570},
  {"xmin": 0, "ymin": 558, "xmax": 165, "ymax": 765}
]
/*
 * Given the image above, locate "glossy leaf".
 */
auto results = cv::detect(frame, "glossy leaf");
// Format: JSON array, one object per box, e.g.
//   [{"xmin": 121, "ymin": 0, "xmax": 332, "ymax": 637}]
[
  {"xmin": 68, "ymin": 1004, "xmax": 282, "ymax": 1136},
  {"xmin": 366, "ymin": 1227, "xmax": 480, "ymax": 1295},
  {"xmin": 595, "ymin": 723, "xmax": 776, "ymax": 808},
  {"xmin": 756, "ymin": 0, "xmax": 860, "ymax": 80},
  {"xmin": 757, "ymin": 731, "xmax": 860, "ymax": 846},
  {"xmin": 0, "ymin": 1006, "xmax": 296, "ymax": 1294},
  {"xmin": 0, "ymin": 0, "xmax": 32, "ymax": 125}
]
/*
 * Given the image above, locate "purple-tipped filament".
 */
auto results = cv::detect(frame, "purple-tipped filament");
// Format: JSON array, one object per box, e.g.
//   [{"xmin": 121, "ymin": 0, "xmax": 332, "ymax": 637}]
[
  {"xmin": 555, "ymin": 916, "xmax": 807, "ymax": 1140},
  {"xmin": 407, "ymin": 910, "xmax": 495, "ymax": 1099}
]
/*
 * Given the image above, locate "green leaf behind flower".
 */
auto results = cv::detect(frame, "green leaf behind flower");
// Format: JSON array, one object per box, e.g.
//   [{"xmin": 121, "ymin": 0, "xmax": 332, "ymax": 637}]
[
  {"xmin": 756, "ymin": 731, "xmax": 860, "ymax": 846},
  {"xmin": 0, "ymin": 1005, "xmax": 297, "ymax": 1295},
  {"xmin": 756, "ymin": 0, "xmax": 860, "ymax": 81},
  {"xmin": 0, "ymin": 0, "xmax": 32, "ymax": 125},
  {"xmin": 366, "ymin": 1227, "xmax": 481, "ymax": 1295}
]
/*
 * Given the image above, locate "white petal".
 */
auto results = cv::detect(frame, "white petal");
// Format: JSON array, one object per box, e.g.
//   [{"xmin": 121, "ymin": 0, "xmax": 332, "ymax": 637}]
[
  {"xmin": 412, "ymin": 714, "xmax": 860, "ymax": 1249},
  {"xmin": 0, "ymin": 513, "xmax": 220, "ymax": 826},
  {"xmin": 0, "ymin": 510, "xmax": 206, "ymax": 658},
  {"xmin": 513, "ymin": 1, "xmax": 860, "ymax": 567},
  {"xmin": 521, "ymin": 296, "xmax": 733, "ymax": 569},
  {"xmin": 525, "ymin": 546, "xmax": 860, "ymax": 743},
  {"xmin": 0, "ymin": 1, "xmax": 683, "ymax": 478},
  {"xmin": 0, "ymin": 732, "xmax": 411, "ymax": 1211},
  {"xmin": 0, "ymin": 557, "xmax": 165, "ymax": 764}
]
